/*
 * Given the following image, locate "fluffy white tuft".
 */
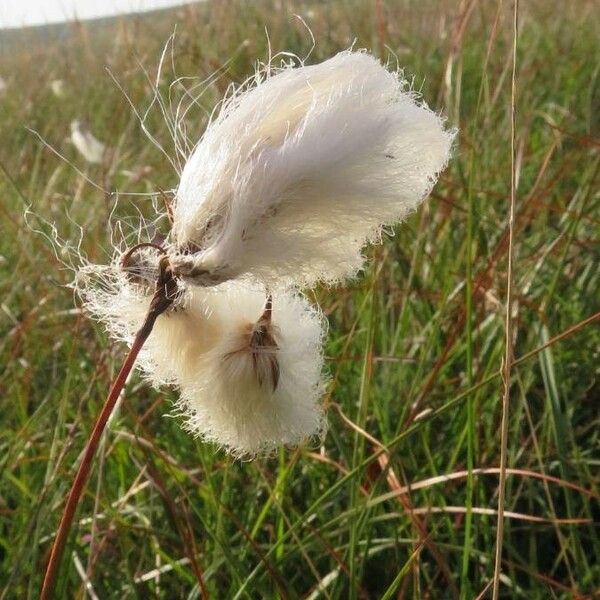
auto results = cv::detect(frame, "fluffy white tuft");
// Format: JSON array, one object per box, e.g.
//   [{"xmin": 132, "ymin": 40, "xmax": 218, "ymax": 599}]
[
  {"xmin": 174, "ymin": 284, "xmax": 327, "ymax": 457},
  {"xmin": 51, "ymin": 79, "xmax": 65, "ymax": 98},
  {"xmin": 171, "ymin": 49, "xmax": 455, "ymax": 287},
  {"xmin": 70, "ymin": 120, "xmax": 106, "ymax": 164},
  {"xmin": 77, "ymin": 257, "xmax": 326, "ymax": 458}
]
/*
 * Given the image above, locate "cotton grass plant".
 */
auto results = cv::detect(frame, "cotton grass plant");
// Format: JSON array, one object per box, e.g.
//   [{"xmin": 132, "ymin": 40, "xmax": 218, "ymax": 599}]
[
  {"xmin": 41, "ymin": 48, "xmax": 454, "ymax": 598},
  {"xmin": 69, "ymin": 120, "xmax": 107, "ymax": 165}
]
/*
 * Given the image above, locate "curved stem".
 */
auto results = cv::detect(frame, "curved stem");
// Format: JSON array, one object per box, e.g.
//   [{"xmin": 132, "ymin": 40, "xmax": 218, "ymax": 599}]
[{"xmin": 121, "ymin": 242, "xmax": 165, "ymax": 267}]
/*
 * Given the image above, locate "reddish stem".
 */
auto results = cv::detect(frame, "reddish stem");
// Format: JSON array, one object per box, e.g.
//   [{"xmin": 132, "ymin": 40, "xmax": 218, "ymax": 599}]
[
  {"xmin": 41, "ymin": 256, "xmax": 177, "ymax": 599},
  {"xmin": 40, "ymin": 313, "xmax": 157, "ymax": 600}
]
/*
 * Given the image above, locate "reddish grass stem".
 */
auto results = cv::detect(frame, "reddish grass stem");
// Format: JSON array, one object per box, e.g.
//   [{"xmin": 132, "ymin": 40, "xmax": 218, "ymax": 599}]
[{"xmin": 41, "ymin": 256, "xmax": 176, "ymax": 600}]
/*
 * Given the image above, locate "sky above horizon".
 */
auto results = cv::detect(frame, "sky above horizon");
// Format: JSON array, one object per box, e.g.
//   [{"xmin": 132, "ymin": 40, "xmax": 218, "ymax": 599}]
[{"xmin": 0, "ymin": 0, "xmax": 197, "ymax": 29}]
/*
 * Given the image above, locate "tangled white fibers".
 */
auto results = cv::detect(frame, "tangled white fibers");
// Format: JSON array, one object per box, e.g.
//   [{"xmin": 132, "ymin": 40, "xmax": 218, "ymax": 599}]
[{"xmin": 76, "ymin": 48, "xmax": 455, "ymax": 457}]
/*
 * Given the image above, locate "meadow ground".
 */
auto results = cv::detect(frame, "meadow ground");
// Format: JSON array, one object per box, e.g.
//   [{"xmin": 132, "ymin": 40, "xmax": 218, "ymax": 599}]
[{"xmin": 0, "ymin": 1, "xmax": 599, "ymax": 598}]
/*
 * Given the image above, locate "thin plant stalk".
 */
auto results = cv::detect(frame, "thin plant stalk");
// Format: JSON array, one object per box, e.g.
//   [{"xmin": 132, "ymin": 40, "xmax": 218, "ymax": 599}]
[
  {"xmin": 461, "ymin": 6, "xmax": 502, "ymax": 592},
  {"xmin": 41, "ymin": 257, "xmax": 176, "ymax": 600},
  {"xmin": 492, "ymin": 1, "xmax": 519, "ymax": 598}
]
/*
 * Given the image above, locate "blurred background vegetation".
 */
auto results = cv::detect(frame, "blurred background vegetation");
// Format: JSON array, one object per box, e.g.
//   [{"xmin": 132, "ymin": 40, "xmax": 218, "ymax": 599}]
[{"xmin": 0, "ymin": 0, "xmax": 599, "ymax": 597}]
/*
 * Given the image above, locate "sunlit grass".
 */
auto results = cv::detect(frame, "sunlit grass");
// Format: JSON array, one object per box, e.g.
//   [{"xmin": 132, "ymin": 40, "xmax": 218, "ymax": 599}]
[{"xmin": 1, "ymin": 0, "xmax": 599, "ymax": 597}]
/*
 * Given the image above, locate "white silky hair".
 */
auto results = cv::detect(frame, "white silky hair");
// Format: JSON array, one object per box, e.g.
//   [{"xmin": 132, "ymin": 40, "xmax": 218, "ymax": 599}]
[
  {"xmin": 70, "ymin": 120, "xmax": 106, "ymax": 164},
  {"xmin": 50, "ymin": 79, "xmax": 65, "ymax": 98},
  {"xmin": 77, "ymin": 253, "xmax": 326, "ymax": 457},
  {"xmin": 174, "ymin": 283, "xmax": 327, "ymax": 458},
  {"xmin": 171, "ymin": 49, "xmax": 455, "ymax": 288}
]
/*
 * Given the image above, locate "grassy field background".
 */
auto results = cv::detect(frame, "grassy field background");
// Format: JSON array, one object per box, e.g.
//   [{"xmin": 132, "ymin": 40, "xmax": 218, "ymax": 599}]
[{"xmin": 1, "ymin": 0, "xmax": 599, "ymax": 597}]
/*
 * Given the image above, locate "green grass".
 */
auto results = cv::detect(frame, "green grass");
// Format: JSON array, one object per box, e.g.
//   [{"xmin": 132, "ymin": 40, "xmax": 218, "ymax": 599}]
[{"xmin": 1, "ymin": 1, "xmax": 599, "ymax": 597}]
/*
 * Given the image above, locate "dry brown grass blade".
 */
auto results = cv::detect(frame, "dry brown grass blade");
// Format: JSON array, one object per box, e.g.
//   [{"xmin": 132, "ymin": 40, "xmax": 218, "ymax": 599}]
[
  {"xmin": 330, "ymin": 402, "xmax": 458, "ymax": 598},
  {"xmin": 411, "ymin": 506, "xmax": 588, "ymax": 525},
  {"xmin": 492, "ymin": 1, "xmax": 519, "ymax": 598},
  {"xmin": 305, "ymin": 451, "xmax": 370, "ymax": 496},
  {"xmin": 141, "ymin": 449, "xmax": 209, "ymax": 598},
  {"xmin": 376, "ymin": 453, "xmax": 459, "ymax": 599},
  {"xmin": 371, "ymin": 467, "xmax": 599, "ymax": 503}
]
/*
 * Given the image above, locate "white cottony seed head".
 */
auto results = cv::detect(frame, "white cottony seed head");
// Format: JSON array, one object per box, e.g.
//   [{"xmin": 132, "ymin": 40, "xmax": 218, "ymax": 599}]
[
  {"xmin": 77, "ymin": 253, "xmax": 326, "ymax": 458},
  {"xmin": 175, "ymin": 284, "xmax": 327, "ymax": 457},
  {"xmin": 73, "ymin": 48, "xmax": 455, "ymax": 458},
  {"xmin": 70, "ymin": 120, "xmax": 106, "ymax": 164},
  {"xmin": 172, "ymin": 50, "xmax": 455, "ymax": 288}
]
